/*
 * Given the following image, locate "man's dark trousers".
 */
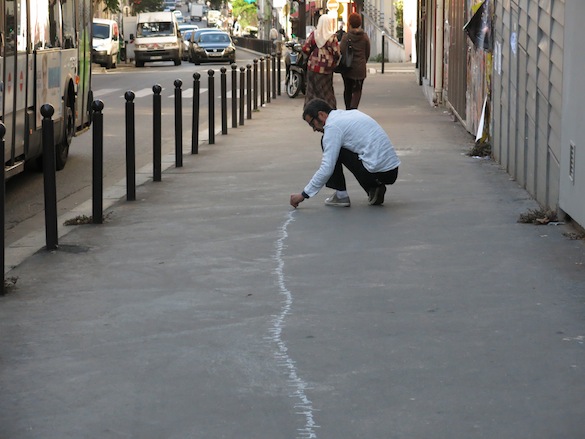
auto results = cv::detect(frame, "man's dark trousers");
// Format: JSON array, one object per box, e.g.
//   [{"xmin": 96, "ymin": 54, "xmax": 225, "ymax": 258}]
[{"xmin": 326, "ymin": 147, "xmax": 398, "ymax": 193}]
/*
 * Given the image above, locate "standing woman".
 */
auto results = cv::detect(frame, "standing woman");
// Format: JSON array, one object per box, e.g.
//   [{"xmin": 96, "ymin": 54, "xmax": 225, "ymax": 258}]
[
  {"xmin": 340, "ymin": 13, "xmax": 371, "ymax": 109},
  {"xmin": 302, "ymin": 14, "xmax": 340, "ymax": 109}
]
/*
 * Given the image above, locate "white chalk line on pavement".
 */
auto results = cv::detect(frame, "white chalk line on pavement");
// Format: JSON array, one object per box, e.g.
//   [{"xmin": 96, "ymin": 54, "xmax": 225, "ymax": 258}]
[{"xmin": 269, "ymin": 210, "xmax": 319, "ymax": 439}]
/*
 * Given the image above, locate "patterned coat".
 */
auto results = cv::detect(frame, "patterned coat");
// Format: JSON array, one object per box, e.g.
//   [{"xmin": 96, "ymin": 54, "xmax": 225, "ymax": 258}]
[{"xmin": 302, "ymin": 32, "xmax": 341, "ymax": 74}]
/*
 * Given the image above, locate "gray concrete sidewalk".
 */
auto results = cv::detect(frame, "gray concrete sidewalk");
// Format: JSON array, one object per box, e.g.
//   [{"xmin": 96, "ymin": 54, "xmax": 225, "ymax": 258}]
[{"xmin": 1, "ymin": 70, "xmax": 585, "ymax": 439}]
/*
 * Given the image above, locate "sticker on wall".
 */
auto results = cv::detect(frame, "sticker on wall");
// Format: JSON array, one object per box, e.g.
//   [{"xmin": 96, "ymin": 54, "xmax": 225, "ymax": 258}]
[
  {"xmin": 494, "ymin": 41, "xmax": 502, "ymax": 75},
  {"xmin": 463, "ymin": 0, "xmax": 493, "ymax": 51}
]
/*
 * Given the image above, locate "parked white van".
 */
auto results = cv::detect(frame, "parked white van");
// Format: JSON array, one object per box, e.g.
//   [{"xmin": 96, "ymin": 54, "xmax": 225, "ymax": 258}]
[
  {"xmin": 92, "ymin": 18, "xmax": 120, "ymax": 69},
  {"xmin": 134, "ymin": 11, "xmax": 182, "ymax": 67},
  {"xmin": 206, "ymin": 10, "xmax": 221, "ymax": 26}
]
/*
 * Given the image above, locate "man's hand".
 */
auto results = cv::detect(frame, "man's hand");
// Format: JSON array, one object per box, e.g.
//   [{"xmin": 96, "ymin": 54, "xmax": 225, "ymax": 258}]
[{"xmin": 290, "ymin": 193, "xmax": 305, "ymax": 208}]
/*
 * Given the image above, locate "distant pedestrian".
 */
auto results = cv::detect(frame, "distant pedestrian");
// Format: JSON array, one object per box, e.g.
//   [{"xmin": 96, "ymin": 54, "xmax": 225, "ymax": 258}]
[
  {"xmin": 301, "ymin": 14, "xmax": 340, "ymax": 109},
  {"xmin": 232, "ymin": 18, "xmax": 241, "ymax": 36},
  {"xmin": 340, "ymin": 13, "xmax": 371, "ymax": 109},
  {"xmin": 290, "ymin": 98, "xmax": 400, "ymax": 208},
  {"xmin": 336, "ymin": 23, "xmax": 345, "ymax": 42}
]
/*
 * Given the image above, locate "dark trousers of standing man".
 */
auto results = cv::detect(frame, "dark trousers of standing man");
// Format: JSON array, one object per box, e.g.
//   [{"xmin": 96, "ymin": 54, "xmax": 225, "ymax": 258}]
[{"xmin": 325, "ymin": 147, "xmax": 399, "ymax": 194}]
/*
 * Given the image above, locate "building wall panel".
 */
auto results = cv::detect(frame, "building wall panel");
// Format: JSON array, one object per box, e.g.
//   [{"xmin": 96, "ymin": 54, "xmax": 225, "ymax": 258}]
[{"xmin": 491, "ymin": 0, "xmax": 564, "ymax": 211}]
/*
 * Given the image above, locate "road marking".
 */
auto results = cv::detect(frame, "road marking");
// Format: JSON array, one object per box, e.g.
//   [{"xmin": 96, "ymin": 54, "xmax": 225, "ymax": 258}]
[
  {"xmin": 170, "ymin": 88, "xmax": 208, "ymax": 98},
  {"xmin": 270, "ymin": 211, "xmax": 319, "ymax": 439},
  {"xmin": 133, "ymin": 87, "xmax": 165, "ymax": 98},
  {"xmin": 93, "ymin": 88, "xmax": 121, "ymax": 98}
]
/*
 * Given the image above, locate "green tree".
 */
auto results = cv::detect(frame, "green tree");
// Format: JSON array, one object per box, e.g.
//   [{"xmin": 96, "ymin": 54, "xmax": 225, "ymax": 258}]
[
  {"xmin": 132, "ymin": 0, "xmax": 164, "ymax": 13},
  {"xmin": 231, "ymin": 0, "xmax": 258, "ymax": 29},
  {"xmin": 394, "ymin": 0, "xmax": 404, "ymax": 43},
  {"xmin": 95, "ymin": 0, "xmax": 163, "ymax": 15},
  {"xmin": 94, "ymin": 0, "xmax": 121, "ymax": 14}
]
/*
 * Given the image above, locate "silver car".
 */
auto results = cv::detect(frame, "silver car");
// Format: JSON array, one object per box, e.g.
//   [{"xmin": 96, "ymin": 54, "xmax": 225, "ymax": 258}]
[{"xmin": 190, "ymin": 31, "xmax": 236, "ymax": 65}]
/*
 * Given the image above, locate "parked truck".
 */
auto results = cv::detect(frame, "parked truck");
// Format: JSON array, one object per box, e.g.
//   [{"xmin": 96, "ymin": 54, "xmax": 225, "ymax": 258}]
[
  {"xmin": 134, "ymin": 11, "xmax": 182, "ymax": 67},
  {"xmin": 190, "ymin": 3, "xmax": 204, "ymax": 21}
]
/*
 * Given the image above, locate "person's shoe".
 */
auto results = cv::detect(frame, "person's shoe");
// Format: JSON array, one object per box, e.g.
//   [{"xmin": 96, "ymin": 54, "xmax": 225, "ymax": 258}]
[
  {"xmin": 324, "ymin": 193, "xmax": 351, "ymax": 207},
  {"xmin": 368, "ymin": 185, "xmax": 386, "ymax": 205}
]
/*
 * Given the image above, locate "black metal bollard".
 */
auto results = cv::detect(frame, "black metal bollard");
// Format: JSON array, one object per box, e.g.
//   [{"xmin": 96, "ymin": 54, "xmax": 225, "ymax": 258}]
[
  {"xmin": 246, "ymin": 64, "xmax": 252, "ymax": 120},
  {"xmin": 192, "ymin": 72, "xmax": 201, "ymax": 154},
  {"xmin": 174, "ymin": 79, "xmax": 183, "ymax": 167},
  {"xmin": 271, "ymin": 54, "xmax": 277, "ymax": 99},
  {"xmin": 153, "ymin": 84, "xmax": 162, "ymax": 181},
  {"xmin": 277, "ymin": 52, "xmax": 282, "ymax": 96},
  {"xmin": 231, "ymin": 64, "xmax": 238, "ymax": 128},
  {"xmin": 125, "ymin": 91, "xmax": 136, "ymax": 201},
  {"xmin": 220, "ymin": 67, "xmax": 228, "ymax": 135},
  {"xmin": 239, "ymin": 66, "xmax": 245, "ymax": 126},
  {"xmin": 41, "ymin": 104, "xmax": 58, "ymax": 249},
  {"xmin": 0, "ymin": 123, "xmax": 5, "ymax": 295},
  {"xmin": 260, "ymin": 56, "xmax": 265, "ymax": 106},
  {"xmin": 253, "ymin": 58, "xmax": 258, "ymax": 111},
  {"xmin": 208, "ymin": 69, "xmax": 215, "ymax": 145},
  {"xmin": 91, "ymin": 100, "xmax": 104, "ymax": 224},
  {"xmin": 266, "ymin": 55, "xmax": 271, "ymax": 104},
  {"xmin": 381, "ymin": 33, "xmax": 386, "ymax": 74}
]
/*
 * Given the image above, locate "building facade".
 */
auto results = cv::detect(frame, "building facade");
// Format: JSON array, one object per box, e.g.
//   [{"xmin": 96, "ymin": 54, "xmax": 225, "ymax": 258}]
[{"xmin": 417, "ymin": 0, "xmax": 585, "ymax": 229}]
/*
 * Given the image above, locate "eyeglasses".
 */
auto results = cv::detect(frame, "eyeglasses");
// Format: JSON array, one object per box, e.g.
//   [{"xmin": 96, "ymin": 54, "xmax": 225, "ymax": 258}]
[{"xmin": 308, "ymin": 116, "xmax": 318, "ymax": 129}]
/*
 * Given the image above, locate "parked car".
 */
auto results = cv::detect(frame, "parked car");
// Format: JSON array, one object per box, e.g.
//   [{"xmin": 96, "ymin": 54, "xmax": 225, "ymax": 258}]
[
  {"xmin": 162, "ymin": 0, "xmax": 175, "ymax": 10},
  {"xmin": 178, "ymin": 23, "xmax": 199, "ymax": 33},
  {"xmin": 173, "ymin": 10, "xmax": 184, "ymax": 23},
  {"xmin": 187, "ymin": 28, "xmax": 221, "ymax": 62},
  {"xmin": 189, "ymin": 31, "xmax": 236, "ymax": 65},
  {"xmin": 181, "ymin": 29, "xmax": 195, "ymax": 60}
]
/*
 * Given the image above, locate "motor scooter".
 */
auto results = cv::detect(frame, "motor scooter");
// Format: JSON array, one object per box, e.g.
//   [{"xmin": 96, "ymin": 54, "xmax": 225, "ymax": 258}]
[{"xmin": 284, "ymin": 42, "xmax": 307, "ymax": 98}]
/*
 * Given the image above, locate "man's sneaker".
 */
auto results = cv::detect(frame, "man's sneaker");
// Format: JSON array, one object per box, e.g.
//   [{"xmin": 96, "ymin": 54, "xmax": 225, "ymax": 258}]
[
  {"xmin": 324, "ymin": 193, "xmax": 351, "ymax": 207},
  {"xmin": 368, "ymin": 185, "xmax": 386, "ymax": 205}
]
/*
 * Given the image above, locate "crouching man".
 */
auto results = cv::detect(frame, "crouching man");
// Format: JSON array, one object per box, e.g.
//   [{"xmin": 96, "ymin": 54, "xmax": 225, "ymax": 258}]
[{"xmin": 290, "ymin": 98, "xmax": 400, "ymax": 208}]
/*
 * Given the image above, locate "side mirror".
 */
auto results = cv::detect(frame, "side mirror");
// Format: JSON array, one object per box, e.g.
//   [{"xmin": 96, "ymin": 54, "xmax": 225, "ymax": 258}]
[{"xmin": 130, "ymin": 33, "xmax": 134, "ymax": 40}]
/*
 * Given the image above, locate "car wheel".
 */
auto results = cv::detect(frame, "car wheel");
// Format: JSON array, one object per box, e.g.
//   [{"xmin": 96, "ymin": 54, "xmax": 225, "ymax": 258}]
[
  {"xmin": 136, "ymin": 60, "xmax": 144, "ymax": 67},
  {"xmin": 174, "ymin": 57, "xmax": 182, "ymax": 66}
]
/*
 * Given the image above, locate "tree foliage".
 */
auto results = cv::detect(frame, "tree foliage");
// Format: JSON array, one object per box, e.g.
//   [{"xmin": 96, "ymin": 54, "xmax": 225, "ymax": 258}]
[
  {"xmin": 231, "ymin": 0, "xmax": 257, "ymax": 29},
  {"xmin": 94, "ymin": 0, "xmax": 164, "ymax": 15},
  {"xmin": 132, "ymin": 0, "xmax": 164, "ymax": 13},
  {"xmin": 95, "ymin": 0, "xmax": 120, "ymax": 14}
]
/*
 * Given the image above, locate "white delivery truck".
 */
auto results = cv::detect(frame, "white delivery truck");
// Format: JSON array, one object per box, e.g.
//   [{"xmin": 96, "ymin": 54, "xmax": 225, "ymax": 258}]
[
  {"xmin": 92, "ymin": 18, "xmax": 120, "ymax": 69},
  {"xmin": 190, "ymin": 3, "xmax": 204, "ymax": 21},
  {"xmin": 133, "ymin": 11, "xmax": 183, "ymax": 67},
  {"xmin": 207, "ymin": 9, "xmax": 221, "ymax": 26}
]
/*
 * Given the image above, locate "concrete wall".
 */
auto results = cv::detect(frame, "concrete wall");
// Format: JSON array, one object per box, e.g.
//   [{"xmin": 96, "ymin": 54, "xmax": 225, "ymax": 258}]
[{"xmin": 559, "ymin": 2, "xmax": 585, "ymax": 226}]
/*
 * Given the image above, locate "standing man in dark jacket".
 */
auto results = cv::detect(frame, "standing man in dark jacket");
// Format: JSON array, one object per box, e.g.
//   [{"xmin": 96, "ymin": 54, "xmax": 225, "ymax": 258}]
[{"xmin": 340, "ymin": 13, "xmax": 371, "ymax": 109}]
